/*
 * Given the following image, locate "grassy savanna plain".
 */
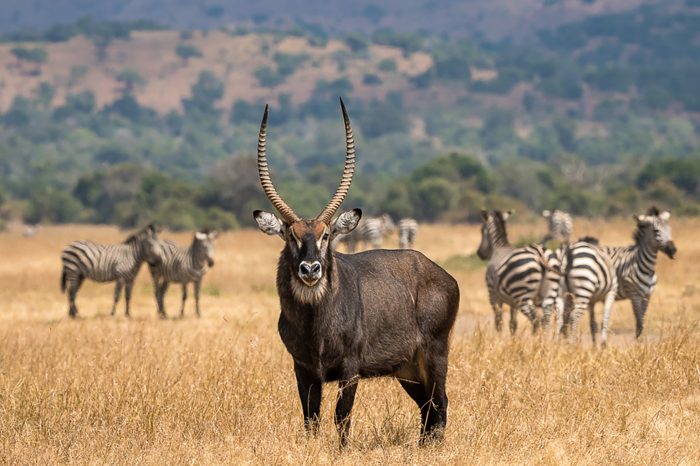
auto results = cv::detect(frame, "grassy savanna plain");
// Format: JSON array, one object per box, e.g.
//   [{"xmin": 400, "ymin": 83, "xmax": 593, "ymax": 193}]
[{"xmin": 1, "ymin": 218, "xmax": 699, "ymax": 464}]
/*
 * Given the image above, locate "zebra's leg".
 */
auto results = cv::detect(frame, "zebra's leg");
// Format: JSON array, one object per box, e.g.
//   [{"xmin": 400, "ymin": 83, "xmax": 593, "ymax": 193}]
[
  {"xmin": 194, "ymin": 281, "xmax": 201, "ymax": 318},
  {"xmin": 566, "ymin": 298, "xmax": 588, "ymax": 342},
  {"xmin": 152, "ymin": 273, "xmax": 164, "ymax": 317},
  {"xmin": 489, "ymin": 291, "xmax": 504, "ymax": 332},
  {"xmin": 158, "ymin": 281, "xmax": 170, "ymax": 319},
  {"xmin": 600, "ymin": 289, "xmax": 617, "ymax": 348},
  {"xmin": 111, "ymin": 280, "xmax": 123, "ymax": 316},
  {"xmin": 519, "ymin": 301, "xmax": 539, "ymax": 334},
  {"xmin": 589, "ymin": 303, "xmax": 598, "ymax": 346},
  {"xmin": 180, "ymin": 283, "xmax": 187, "ymax": 318},
  {"xmin": 67, "ymin": 275, "xmax": 84, "ymax": 318},
  {"xmin": 509, "ymin": 305, "xmax": 518, "ymax": 335},
  {"xmin": 555, "ymin": 296, "xmax": 565, "ymax": 335},
  {"xmin": 124, "ymin": 280, "xmax": 134, "ymax": 318},
  {"xmin": 632, "ymin": 296, "xmax": 649, "ymax": 339}
]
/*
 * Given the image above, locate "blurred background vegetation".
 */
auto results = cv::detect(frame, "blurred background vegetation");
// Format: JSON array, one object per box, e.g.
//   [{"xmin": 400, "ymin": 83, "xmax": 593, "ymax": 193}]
[{"xmin": 0, "ymin": 2, "xmax": 699, "ymax": 231}]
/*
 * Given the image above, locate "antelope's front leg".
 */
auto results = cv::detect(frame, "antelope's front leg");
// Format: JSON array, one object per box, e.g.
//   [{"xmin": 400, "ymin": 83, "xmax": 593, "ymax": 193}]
[
  {"xmin": 294, "ymin": 362, "xmax": 322, "ymax": 436},
  {"xmin": 335, "ymin": 376, "xmax": 358, "ymax": 448}
]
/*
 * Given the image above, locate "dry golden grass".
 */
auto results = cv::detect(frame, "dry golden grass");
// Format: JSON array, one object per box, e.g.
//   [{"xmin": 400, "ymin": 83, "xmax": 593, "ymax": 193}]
[{"xmin": 1, "ymin": 219, "xmax": 699, "ymax": 464}]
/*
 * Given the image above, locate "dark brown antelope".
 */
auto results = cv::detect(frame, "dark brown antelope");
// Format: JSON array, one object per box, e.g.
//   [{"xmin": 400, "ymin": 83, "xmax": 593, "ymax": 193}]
[{"xmin": 253, "ymin": 99, "xmax": 460, "ymax": 447}]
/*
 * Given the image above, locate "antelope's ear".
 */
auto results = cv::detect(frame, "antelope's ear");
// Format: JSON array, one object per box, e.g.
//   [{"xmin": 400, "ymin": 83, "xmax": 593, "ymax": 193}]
[
  {"xmin": 254, "ymin": 210, "xmax": 284, "ymax": 238},
  {"xmin": 480, "ymin": 209, "xmax": 489, "ymax": 222},
  {"xmin": 332, "ymin": 208, "xmax": 362, "ymax": 236}
]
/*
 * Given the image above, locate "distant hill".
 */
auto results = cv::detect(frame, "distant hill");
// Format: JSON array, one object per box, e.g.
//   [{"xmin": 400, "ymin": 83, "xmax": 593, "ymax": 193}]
[
  {"xmin": 0, "ymin": 0, "xmax": 668, "ymax": 40},
  {"xmin": 0, "ymin": 31, "xmax": 433, "ymax": 112}
]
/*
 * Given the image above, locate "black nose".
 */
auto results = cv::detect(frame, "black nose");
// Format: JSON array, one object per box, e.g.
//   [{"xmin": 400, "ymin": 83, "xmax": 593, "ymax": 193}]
[
  {"xmin": 299, "ymin": 262, "xmax": 321, "ymax": 276},
  {"xmin": 664, "ymin": 241, "xmax": 677, "ymax": 259}
]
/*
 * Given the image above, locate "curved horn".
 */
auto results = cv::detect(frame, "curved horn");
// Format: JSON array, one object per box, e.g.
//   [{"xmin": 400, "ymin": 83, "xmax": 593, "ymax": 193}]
[
  {"xmin": 257, "ymin": 105, "xmax": 300, "ymax": 223},
  {"xmin": 317, "ymin": 97, "xmax": 356, "ymax": 224}
]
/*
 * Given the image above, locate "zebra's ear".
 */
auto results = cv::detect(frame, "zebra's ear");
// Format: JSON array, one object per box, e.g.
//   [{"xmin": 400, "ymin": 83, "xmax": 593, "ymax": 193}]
[
  {"xmin": 208, "ymin": 230, "xmax": 219, "ymax": 239},
  {"xmin": 332, "ymin": 208, "xmax": 362, "ymax": 236},
  {"xmin": 195, "ymin": 232, "xmax": 207, "ymax": 240},
  {"xmin": 634, "ymin": 214, "xmax": 647, "ymax": 223},
  {"xmin": 659, "ymin": 210, "xmax": 671, "ymax": 221},
  {"xmin": 542, "ymin": 210, "xmax": 551, "ymax": 218},
  {"xmin": 254, "ymin": 210, "xmax": 284, "ymax": 238},
  {"xmin": 480, "ymin": 209, "xmax": 489, "ymax": 222},
  {"xmin": 503, "ymin": 210, "xmax": 515, "ymax": 220}
]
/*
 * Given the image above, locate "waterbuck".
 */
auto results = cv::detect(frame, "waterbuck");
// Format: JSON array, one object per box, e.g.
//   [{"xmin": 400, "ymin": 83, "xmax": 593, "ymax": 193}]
[{"xmin": 253, "ymin": 99, "xmax": 460, "ymax": 446}]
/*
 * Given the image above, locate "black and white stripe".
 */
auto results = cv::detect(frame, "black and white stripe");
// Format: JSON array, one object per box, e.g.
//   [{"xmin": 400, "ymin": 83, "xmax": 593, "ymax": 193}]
[
  {"xmin": 60, "ymin": 224, "xmax": 161, "ymax": 318},
  {"xmin": 398, "ymin": 218, "xmax": 418, "ymax": 249},
  {"xmin": 478, "ymin": 210, "xmax": 561, "ymax": 334},
  {"xmin": 149, "ymin": 230, "xmax": 218, "ymax": 318},
  {"xmin": 335, "ymin": 213, "xmax": 395, "ymax": 252},
  {"xmin": 542, "ymin": 209, "xmax": 573, "ymax": 244},
  {"xmin": 602, "ymin": 207, "xmax": 676, "ymax": 338},
  {"xmin": 561, "ymin": 237, "xmax": 618, "ymax": 346}
]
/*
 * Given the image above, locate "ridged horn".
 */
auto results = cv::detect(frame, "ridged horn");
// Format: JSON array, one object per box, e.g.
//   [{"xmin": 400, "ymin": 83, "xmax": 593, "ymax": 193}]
[
  {"xmin": 317, "ymin": 97, "xmax": 356, "ymax": 224},
  {"xmin": 257, "ymin": 105, "xmax": 300, "ymax": 223}
]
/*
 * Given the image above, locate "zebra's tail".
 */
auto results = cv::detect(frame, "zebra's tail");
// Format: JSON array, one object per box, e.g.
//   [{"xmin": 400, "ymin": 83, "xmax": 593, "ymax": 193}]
[{"xmin": 60, "ymin": 267, "xmax": 67, "ymax": 293}]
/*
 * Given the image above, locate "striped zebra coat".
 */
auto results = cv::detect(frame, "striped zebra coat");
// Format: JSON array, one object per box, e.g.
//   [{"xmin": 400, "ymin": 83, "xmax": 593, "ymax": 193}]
[
  {"xmin": 602, "ymin": 207, "xmax": 676, "ymax": 339},
  {"xmin": 398, "ymin": 218, "xmax": 418, "ymax": 249},
  {"xmin": 149, "ymin": 230, "xmax": 218, "ymax": 318},
  {"xmin": 60, "ymin": 224, "xmax": 162, "ymax": 318},
  {"xmin": 561, "ymin": 237, "xmax": 618, "ymax": 346},
  {"xmin": 542, "ymin": 209, "xmax": 573, "ymax": 244},
  {"xmin": 335, "ymin": 213, "xmax": 395, "ymax": 252},
  {"xmin": 478, "ymin": 210, "xmax": 561, "ymax": 334}
]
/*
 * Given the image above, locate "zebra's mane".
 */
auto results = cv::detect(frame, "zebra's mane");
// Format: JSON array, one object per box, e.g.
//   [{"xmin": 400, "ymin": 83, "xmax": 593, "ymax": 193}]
[
  {"xmin": 123, "ymin": 233, "xmax": 140, "ymax": 244},
  {"xmin": 646, "ymin": 205, "xmax": 660, "ymax": 216},
  {"xmin": 123, "ymin": 224, "xmax": 156, "ymax": 244},
  {"xmin": 633, "ymin": 221, "xmax": 654, "ymax": 245},
  {"xmin": 492, "ymin": 211, "xmax": 509, "ymax": 243},
  {"xmin": 578, "ymin": 236, "xmax": 599, "ymax": 245}
]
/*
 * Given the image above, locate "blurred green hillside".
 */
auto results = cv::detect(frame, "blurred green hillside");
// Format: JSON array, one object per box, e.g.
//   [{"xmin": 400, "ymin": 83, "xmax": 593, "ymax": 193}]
[{"xmin": 0, "ymin": 4, "xmax": 699, "ymax": 230}]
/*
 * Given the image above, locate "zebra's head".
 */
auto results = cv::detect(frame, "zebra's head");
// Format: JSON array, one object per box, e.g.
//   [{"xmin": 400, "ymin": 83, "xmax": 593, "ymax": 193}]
[
  {"xmin": 634, "ymin": 206, "xmax": 676, "ymax": 259},
  {"xmin": 194, "ymin": 230, "xmax": 218, "ymax": 268},
  {"xmin": 126, "ymin": 224, "xmax": 163, "ymax": 265},
  {"xmin": 477, "ymin": 209, "xmax": 513, "ymax": 260},
  {"xmin": 253, "ymin": 99, "xmax": 361, "ymax": 299}
]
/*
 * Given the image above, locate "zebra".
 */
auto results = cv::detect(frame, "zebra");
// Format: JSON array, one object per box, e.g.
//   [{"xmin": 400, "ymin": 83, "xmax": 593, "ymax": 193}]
[
  {"xmin": 149, "ymin": 230, "xmax": 218, "ymax": 319},
  {"xmin": 477, "ymin": 209, "xmax": 561, "ymax": 334},
  {"xmin": 560, "ymin": 237, "xmax": 618, "ymax": 346},
  {"xmin": 542, "ymin": 209, "xmax": 573, "ymax": 245},
  {"xmin": 60, "ymin": 224, "xmax": 162, "ymax": 318},
  {"xmin": 398, "ymin": 218, "xmax": 418, "ymax": 249},
  {"xmin": 335, "ymin": 213, "xmax": 395, "ymax": 252},
  {"xmin": 601, "ymin": 207, "xmax": 676, "ymax": 339}
]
